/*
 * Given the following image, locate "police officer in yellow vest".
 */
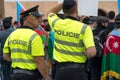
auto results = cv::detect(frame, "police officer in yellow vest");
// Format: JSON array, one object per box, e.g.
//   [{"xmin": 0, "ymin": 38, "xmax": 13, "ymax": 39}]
[
  {"xmin": 48, "ymin": 0, "xmax": 96, "ymax": 80},
  {"xmin": 3, "ymin": 5, "xmax": 49, "ymax": 80}
]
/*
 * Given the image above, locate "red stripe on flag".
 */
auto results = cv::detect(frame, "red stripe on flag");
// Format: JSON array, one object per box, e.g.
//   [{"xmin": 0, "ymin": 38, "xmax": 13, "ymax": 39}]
[{"xmin": 104, "ymin": 35, "xmax": 120, "ymax": 55}]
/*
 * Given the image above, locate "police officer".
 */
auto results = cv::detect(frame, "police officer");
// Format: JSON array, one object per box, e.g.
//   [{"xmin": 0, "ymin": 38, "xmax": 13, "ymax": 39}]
[
  {"xmin": 0, "ymin": 16, "xmax": 13, "ymax": 80},
  {"xmin": 3, "ymin": 5, "xmax": 49, "ymax": 80},
  {"xmin": 48, "ymin": 0, "xmax": 96, "ymax": 80}
]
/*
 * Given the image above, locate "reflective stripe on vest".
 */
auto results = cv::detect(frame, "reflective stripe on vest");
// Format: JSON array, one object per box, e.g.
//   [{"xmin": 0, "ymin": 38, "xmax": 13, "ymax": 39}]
[
  {"xmin": 9, "ymin": 33, "xmax": 38, "ymax": 55},
  {"xmin": 79, "ymin": 24, "xmax": 87, "ymax": 47},
  {"xmin": 54, "ymin": 24, "xmax": 87, "ymax": 56},
  {"xmin": 54, "ymin": 45, "xmax": 85, "ymax": 56},
  {"xmin": 81, "ymin": 24, "xmax": 87, "ymax": 34},
  {"xmin": 28, "ymin": 33, "xmax": 38, "ymax": 54},
  {"xmin": 11, "ymin": 48, "xmax": 29, "ymax": 54},
  {"xmin": 52, "ymin": 18, "xmax": 60, "ymax": 28},
  {"xmin": 12, "ymin": 58, "xmax": 34, "ymax": 63}
]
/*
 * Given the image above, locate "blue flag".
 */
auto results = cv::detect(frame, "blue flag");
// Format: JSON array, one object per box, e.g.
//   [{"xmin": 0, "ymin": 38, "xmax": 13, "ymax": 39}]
[
  {"xmin": 16, "ymin": 0, "xmax": 25, "ymax": 27},
  {"xmin": 118, "ymin": 0, "xmax": 120, "ymax": 13}
]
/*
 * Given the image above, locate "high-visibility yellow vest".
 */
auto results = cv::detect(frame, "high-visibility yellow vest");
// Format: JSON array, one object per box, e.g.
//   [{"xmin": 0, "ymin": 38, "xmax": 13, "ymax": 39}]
[
  {"xmin": 48, "ymin": 13, "xmax": 95, "ymax": 63},
  {"xmin": 3, "ymin": 26, "xmax": 44, "ymax": 70}
]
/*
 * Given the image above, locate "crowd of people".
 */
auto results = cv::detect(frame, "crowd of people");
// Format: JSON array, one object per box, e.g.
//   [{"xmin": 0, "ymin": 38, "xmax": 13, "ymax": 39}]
[{"xmin": 0, "ymin": 0, "xmax": 120, "ymax": 80}]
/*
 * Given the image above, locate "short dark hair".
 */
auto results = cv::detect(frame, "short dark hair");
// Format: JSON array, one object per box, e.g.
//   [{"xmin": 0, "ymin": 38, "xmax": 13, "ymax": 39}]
[
  {"xmin": 82, "ymin": 16, "xmax": 90, "ymax": 24},
  {"xmin": 97, "ymin": 16, "xmax": 109, "ymax": 26},
  {"xmin": 108, "ymin": 11, "xmax": 115, "ymax": 19},
  {"xmin": 63, "ymin": 0, "xmax": 77, "ymax": 14},
  {"xmin": 43, "ymin": 19, "xmax": 48, "ymax": 23},
  {"xmin": 3, "ymin": 16, "xmax": 13, "ymax": 29}
]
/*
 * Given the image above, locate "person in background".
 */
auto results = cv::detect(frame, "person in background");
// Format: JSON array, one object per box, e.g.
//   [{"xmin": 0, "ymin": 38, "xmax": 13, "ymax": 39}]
[
  {"xmin": 94, "ymin": 16, "xmax": 109, "ymax": 44},
  {"xmin": 91, "ymin": 16, "xmax": 109, "ymax": 80},
  {"xmin": 3, "ymin": 5, "xmax": 49, "ymax": 80},
  {"xmin": 101, "ymin": 14, "xmax": 120, "ymax": 80},
  {"xmin": 47, "ymin": 0, "xmax": 96, "ymax": 80},
  {"xmin": 107, "ymin": 11, "xmax": 116, "ymax": 33},
  {"xmin": 13, "ymin": 21, "xmax": 18, "ymax": 30},
  {"xmin": 82, "ymin": 16, "xmax": 90, "ymax": 25},
  {"xmin": 34, "ymin": 13, "xmax": 46, "ymax": 46},
  {"xmin": 7, "ymin": 17, "xmax": 14, "ymax": 32},
  {"xmin": 41, "ymin": 19, "xmax": 48, "ymax": 30},
  {"xmin": 0, "ymin": 15, "xmax": 3, "ymax": 31},
  {"xmin": 107, "ymin": 11, "xmax": 116, "ymax": 32},
  {"xmin": 87, "ymin": 16, "xmax": 99, "ymax": 80},
  {"xmin": 0, "ymin": 16, "xmax": 13, "ymax": 80},
  {"xmin": 88, "ymin": 16, "xmax": 98, "ymax": 30}
]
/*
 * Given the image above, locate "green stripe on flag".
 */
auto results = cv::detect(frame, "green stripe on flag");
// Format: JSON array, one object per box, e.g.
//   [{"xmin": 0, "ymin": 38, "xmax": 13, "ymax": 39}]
[
  {"xmin": 40, "ymin": 36, "xmax": 46, "ymax": 44},
  {"xmin": 101, "ymin": 52, "xmax": 120, "ymax": 80}
]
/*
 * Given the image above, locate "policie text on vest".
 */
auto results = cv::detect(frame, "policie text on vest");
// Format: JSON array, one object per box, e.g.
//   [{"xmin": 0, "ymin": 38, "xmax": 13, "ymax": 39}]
[
  {"xmin": 9, "ymin": 40, "xmax": 27, "ymax": 46},
  {"xmin": 54, "ymin": 29, "xmax": 80, "ymax": 38}
]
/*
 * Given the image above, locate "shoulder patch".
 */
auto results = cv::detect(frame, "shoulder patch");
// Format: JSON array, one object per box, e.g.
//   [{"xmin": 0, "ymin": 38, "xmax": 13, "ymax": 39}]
[{"xmin": 49, "ymin": 13, "xmax": 55, "ymax": 17}]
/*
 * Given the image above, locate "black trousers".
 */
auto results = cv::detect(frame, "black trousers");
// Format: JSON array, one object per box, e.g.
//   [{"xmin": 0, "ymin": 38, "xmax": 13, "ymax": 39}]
[
  {"xmin": 0, "ymin": 59, "xmax": 11, "ymax": 80},
  {"xmin": 53, "ymin": 62, "xmax": 88, "ymax": 80},
  {"xmin": 11, "ymin": 73, "xmax": 35, "ymax": 80},
  {"xmin": 11, "ymin": 69, "xmax": 42, "ymax": 80}
]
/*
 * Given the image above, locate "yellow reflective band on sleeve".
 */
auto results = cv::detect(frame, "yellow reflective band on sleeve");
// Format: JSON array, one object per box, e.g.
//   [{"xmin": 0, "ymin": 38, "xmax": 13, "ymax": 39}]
[
  {"xmin": 78, "ymin": 24, "xmax": 88, "ymax": 47},
  {"xmin": 52, "ymin": 18, "xmax": 60, "ymax": 28},
  {"xmin": 28, "ymin": 33, "xmax": 38, "ymax": 54},
  {"xmin": 55, "ymin": 45, "xmax": 85, "ymax": 56},
  {"xmin": 12, "ymin": 58, "xmax": 34, "ymax": 63},
  {"xmin": 8, "ymin": 36, "xmax": 10, "ymax": 45},
  {"xmin": 80, "ymin": 24, "xmax": 87, "ymax": 34}
]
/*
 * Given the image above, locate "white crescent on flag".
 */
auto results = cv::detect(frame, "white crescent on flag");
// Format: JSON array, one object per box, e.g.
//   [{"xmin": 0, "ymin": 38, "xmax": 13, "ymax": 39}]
[{"xmin": 106, "ymin": 36, "xmax": 115, "ymax": 51}]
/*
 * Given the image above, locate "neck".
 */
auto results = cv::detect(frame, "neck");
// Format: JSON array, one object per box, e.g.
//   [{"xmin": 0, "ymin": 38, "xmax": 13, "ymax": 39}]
[{"xmin": 65, "ymin": 13, "xmax": 78, "ymax": 19}]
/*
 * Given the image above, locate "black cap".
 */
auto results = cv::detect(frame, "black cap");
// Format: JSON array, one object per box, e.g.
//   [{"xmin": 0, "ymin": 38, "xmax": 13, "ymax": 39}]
[
  {"xmin": 63, "ymin": 0, "xmax": 76, "ymax": 10},
  {"xmin": 20, "ymin": 5, "xmax": 44, "ymax": 18},
  {"xmin": 88, "ymin": 17, "xmax": 97, "ymax": 24},
  {"xmin": 3, "ymin": 16, "xmax": 13, "ymax": 26}
]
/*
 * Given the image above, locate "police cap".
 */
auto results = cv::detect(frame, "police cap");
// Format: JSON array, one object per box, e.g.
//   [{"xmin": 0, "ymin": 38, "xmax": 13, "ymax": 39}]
[
  {"xmin": 63, "ymin": 0, "xmax": 76, "ymax": 10},
  {"xmin": 20, "ymin": 5, "xmax": 43, "ymax": 18}
]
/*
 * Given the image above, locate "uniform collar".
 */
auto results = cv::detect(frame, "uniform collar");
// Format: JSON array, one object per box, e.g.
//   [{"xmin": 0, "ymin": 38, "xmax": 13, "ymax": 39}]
[
  {"xmin": 20, "ymin": 25, "xmax": 34, "ymax": 30},
  {"xmin": 65, "ymin": 16, "xmax": 80, "ymax": 21}
]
